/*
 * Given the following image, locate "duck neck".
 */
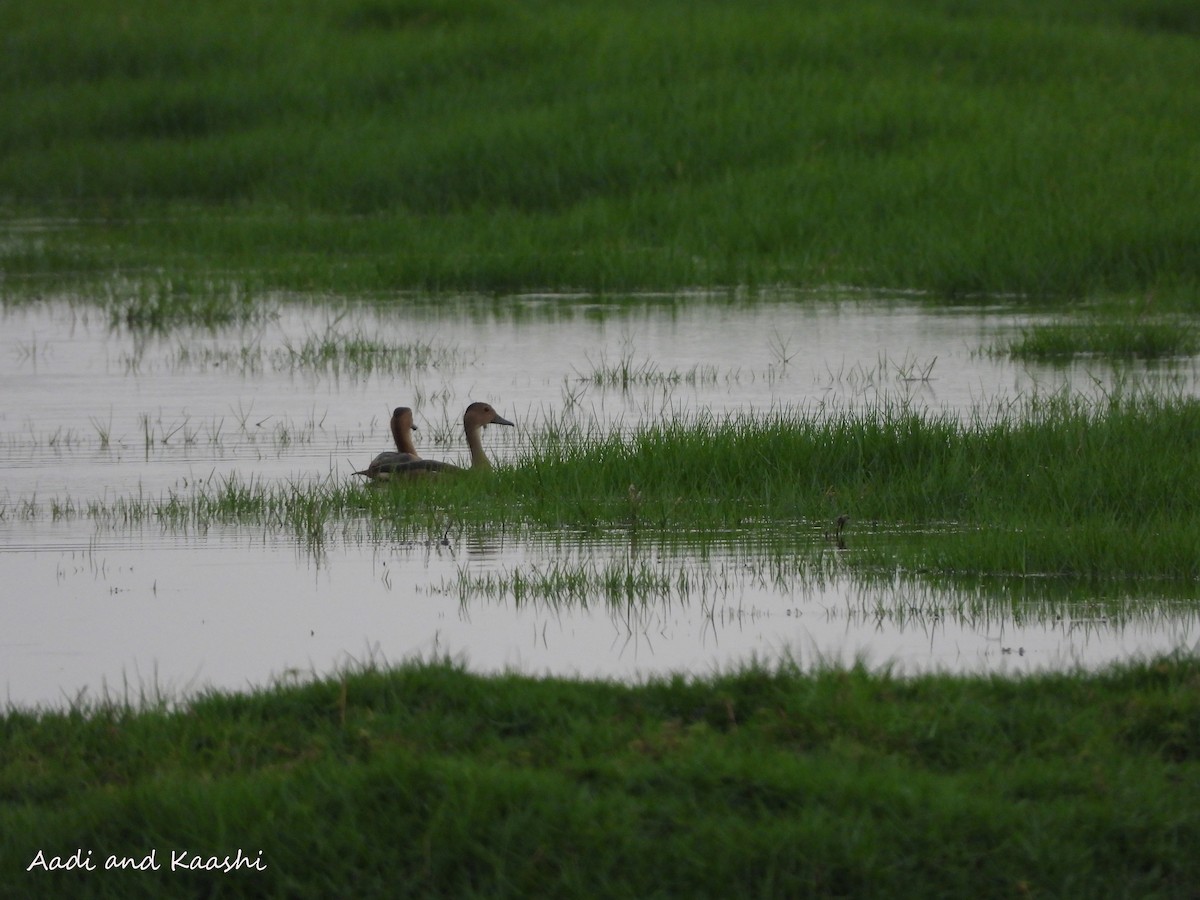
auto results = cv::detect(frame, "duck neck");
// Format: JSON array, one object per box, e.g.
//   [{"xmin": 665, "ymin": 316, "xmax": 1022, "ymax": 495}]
[
  {"xmin": 399, "ymin": 427, "xmax": 418, "ymax": 457},
  {"xmin": 391, "ymin": 417, "xmax": 418, "ymax": 457},
  {"xmin": 465, "ymin": 424, "xmax": 492, "ymax": 469}
]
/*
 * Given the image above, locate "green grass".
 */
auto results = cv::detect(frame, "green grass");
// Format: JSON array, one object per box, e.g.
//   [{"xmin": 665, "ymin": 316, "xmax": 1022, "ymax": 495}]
[
  {"xmin": 13, "ymin": 391, "xmax": 1200, "ymax": 579},
  {"xmin": 2, "ymin": 655, "xmax": 1198, "ymax": 898},
  {"xmin": 99, "ymin": 277, "xmax": 266, "ymax": 331},
  {"xmin": 3, "ymin": 0, "xmax": 1200, "ymax": 298},
  {"xmin": 1002, "ymin": 318, "xmax": 1200, "ymax": 361},
  {"xmin": 499, "ymin": 391, "xmax": 1200, "ymax": 580},
  {"xmin": 575, "ymin": 348, "xmax": 723, "ymax": 390}
]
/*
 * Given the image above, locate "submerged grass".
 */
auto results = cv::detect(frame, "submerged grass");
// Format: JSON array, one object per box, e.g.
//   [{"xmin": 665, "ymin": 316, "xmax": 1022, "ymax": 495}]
[
  {"xmin": 440, "ymin": 548, "xmax": 1200, "ymax": 633},
  {"xmin": 446, "ymin": 557, "xmax": 737, "ymax": 611},
  {"xmin": 2, "ymin": 655, "xmax": 1198, "ymax": 897},
  {"xmin": 3, "ymin": 0, "xmax": 1200, "ymax": 298},
  {"xmin": 576, "ymin": 350, "xmax": 723, "ymax": 390},
  {"xmin": 162, "ymin": 333, "xmax": 468, "ymax": 378},
  {"xmin": 101, "ymin": 277, "xmax": 267, "ymax": 331}
]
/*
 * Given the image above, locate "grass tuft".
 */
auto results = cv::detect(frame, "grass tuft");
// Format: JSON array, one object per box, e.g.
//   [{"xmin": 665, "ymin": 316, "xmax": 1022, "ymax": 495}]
[{"xmin": 1001, "ymin": 316, "xmax": 1200, "ymax": 361}]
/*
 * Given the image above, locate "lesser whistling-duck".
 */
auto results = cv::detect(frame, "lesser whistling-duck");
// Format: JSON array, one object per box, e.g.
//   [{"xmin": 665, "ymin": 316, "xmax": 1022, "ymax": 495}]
[
  {"xmin": 358, "ymin": 402, "xmax": 514, "ymax": 478},
  {"xmin": 354, "ymin": 407, "xmax": 420, "ymax": 480}
]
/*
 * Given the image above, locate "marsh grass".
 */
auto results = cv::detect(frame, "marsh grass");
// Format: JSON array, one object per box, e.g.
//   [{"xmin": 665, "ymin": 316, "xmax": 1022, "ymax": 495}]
[
  {"xmin": 132, "ymin": 410, "xmax": 328, "ymax": 455},
  {"xmin": 15, "ymin": 391, "xmax": 1200, "ymax": 579},
  {"xmin": 462, "ymin": 390, "xmax": 1200, "ymax": 578},
  {"xmin": 845, "ymin": 567, "xmax": 1200, "ymax": 635},
  {"xmin": 102, "ymin": 277, "xmax": 266, "ymax": 331},
  {"xmin": 3, "ymin": 0, "xmax": 1200, "ymax": 298},
  {"xmin": 1002, "ymin": 318, "xmax": 1200, "ymax": 361},
  {"xmin": 280, "ymin": 330, "xmax": 467, "ymax": 376},
  {"xmin": 438, "ymin": 545, "xmax": 1199, "ymax": 635},
  {"xmin": 108, "ymin": 325, "xmax": 469, "ymax": 381},
  {"xmin": 2, "ymin": 654, "xmax": 1198, "ymax": 897},
  {"xmin": 575, "ymin": 349, "xmax": 724, "ymax": 390},
  {"xmin": 446, "ymin": 557, "xmax": 738, "ymax": 611},
  {"xmin": 3, "ymin": 407, "xmax": 348, "ymax": 458},
  {"xmin": 818, "ymin": 351, "xmax": 940, "ymax": 393}
]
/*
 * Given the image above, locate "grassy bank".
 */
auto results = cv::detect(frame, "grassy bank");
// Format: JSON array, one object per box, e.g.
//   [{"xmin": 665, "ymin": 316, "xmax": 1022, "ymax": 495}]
[
  {"xmin": 3, "ymin": 0, "xmax": 1200, "ymax": 298},
  {"xmin": 13, "ymin": 392, "xmax": 1200, "ymax": 580},
  {"xmin": 2, "ymin": 656, "xmax": 1198, "ymax": 898}
]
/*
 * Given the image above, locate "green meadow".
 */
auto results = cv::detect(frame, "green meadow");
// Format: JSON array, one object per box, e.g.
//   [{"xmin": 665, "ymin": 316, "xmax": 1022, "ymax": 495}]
[
  {"xmin": 2, "ymin": 0, "xmax": 1200, "ymax": 299},
  {"xmin": 4, "ymin": 1, "xmax": 1200, "ymax": 895}
]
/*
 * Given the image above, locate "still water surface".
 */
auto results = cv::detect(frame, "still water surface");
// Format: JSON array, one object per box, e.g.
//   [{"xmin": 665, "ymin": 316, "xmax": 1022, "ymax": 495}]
[{"xmin": 3, "ymin": 293, "xmax": 1198, "ymax": 707}]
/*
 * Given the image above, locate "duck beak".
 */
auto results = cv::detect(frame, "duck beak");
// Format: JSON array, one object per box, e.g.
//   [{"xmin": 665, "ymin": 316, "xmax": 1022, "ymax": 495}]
[{"xmin": 492, "ymin": 413, "xmax": 515, "ymax": 427}]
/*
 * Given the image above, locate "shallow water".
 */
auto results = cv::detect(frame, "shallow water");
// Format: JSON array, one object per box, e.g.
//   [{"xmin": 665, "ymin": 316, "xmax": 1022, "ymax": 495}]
[{"xmin": 2, "ymin": 293, "xmax": 1198, "ymax": 708}]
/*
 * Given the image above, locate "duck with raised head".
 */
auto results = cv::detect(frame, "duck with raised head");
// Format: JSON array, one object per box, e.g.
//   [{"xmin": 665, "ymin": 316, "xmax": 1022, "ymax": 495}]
[
  {"xmin": 354, "ymin": 407, "xmax": 420, "ymax": 480},
  {"xmin": 365, "ymin": 401, "xmax": 514, "ymax": 477}
]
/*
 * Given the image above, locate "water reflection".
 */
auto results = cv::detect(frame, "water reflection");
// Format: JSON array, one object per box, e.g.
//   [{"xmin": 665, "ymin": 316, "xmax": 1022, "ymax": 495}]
[
  {"xmin": 2, "ymin": 293, "xmax": 1198, "ymax": 708},
  {"xmin": 3, "ymin": 519, "xmax": 1196, "ymax": 710}
]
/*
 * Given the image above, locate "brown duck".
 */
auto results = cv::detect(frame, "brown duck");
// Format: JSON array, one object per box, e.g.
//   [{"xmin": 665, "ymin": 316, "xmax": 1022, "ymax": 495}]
[
  {"xmin": 354, "ymin": 407, "xmax": 420, "ymax": 480},
  {"xmin": 357, "ymin": 402, "xmax": 513, "ymax": 478}
]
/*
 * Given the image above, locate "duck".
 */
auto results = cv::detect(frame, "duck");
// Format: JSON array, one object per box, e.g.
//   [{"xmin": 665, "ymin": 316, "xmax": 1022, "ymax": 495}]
[
  {"xmin": 353, "ymin": 407, "xmax": 420, "ymax": 480},
  {"xmin": 359, "ymin": 402, "xmax": 514, "ymax": 478}
]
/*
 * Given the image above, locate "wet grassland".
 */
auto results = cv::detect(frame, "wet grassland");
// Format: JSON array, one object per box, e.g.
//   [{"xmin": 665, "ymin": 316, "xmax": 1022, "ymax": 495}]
[
  {"xmin": 2, "ymin": 0, "xmax": 1200, "ymax": 300},
  {"xmin": 4, "ymin": 0, "xmax": 1200, "ymax": 895},
  {"xmin": 5, "ymin": 390, "xmax": 1200, "ymax": 897},
  {"xmin": 12, "ymin": 390, "xmax": 1200, "ymax": 583}
]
